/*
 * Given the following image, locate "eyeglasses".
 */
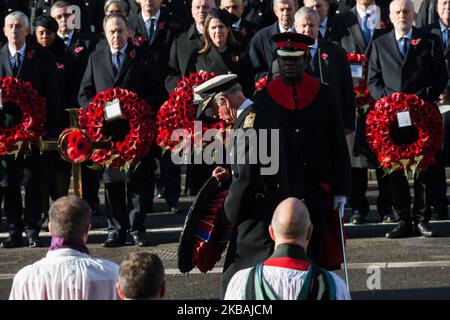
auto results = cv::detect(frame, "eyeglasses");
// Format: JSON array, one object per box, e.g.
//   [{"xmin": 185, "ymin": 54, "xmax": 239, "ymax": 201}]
[{"xmin": 53, "ymin": 13, "xmax": 72, "ymax": 20}]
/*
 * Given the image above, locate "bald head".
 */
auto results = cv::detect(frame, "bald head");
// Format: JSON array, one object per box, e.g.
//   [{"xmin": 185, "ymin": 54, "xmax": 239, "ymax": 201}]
[{"xmin": 271, "ymin": 198, "xmax": 311, "ymax": 242}]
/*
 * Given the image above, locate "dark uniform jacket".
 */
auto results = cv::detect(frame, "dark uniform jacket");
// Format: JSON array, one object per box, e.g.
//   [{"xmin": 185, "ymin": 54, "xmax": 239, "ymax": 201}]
[
  {"xmin": 0, "ymin": 42, "xmax": 61, "ymax": 187},
  {"xmin": 249, "ymin": 22, "xmax": 283, "ymax": 80},
  {"xmin": 242, "ymin": 0, "xmax": 277, "ymax": 30},
  {"xmin": 330, "ymin": 6, "xmax": 392, "ymax": 56},
  {"xmin": 368, "ymin": 28, "xmax": 448, "ymax": 103},
  {"xmin": 78, "ymin": 41, "xmax": 166, "ymax": 183},
  {"xmin": 195, "ymin": 46, "xmax": 255, "ymax": 98},
  {"xmin": 307, "ymin": 39, "xmax": 355, "ymax": 131},
  {"xmin": 128, "ymin": 9, "xmax": 184, "ymax": 81},
  {"xmin": 221, "ymin": 101, "xmax": 288, "ymax": 294},
  {"xmin": 165, "ymin": 23, "xmax": 204, "ymax": 92}
]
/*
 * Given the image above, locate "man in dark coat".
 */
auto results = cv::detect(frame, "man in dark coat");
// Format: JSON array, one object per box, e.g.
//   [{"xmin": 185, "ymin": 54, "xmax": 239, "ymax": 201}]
[
  {"xmin": 330, "ymin": 0, "xmax": 393, "ymax": 225},
  {"xmin": 165, "ymin": 0, "xmax": 216, "ymax": 92},
  {"xmin": 295, "ymin": 6, "xmax": 355, "ymax": 133},
  {"xmin": 416, "ymin": 0, "xmax": 438, "ymax": 28},
  {"xmin": 78, "ymin": 13, "xmax": 166, "ymax": 247},
  {"xmin": 304, "ymin": 0, "xmax": 334, "ymax": 40},
  {"xmin": 242, "ymin": 0, "xmax": 277, "ymax": 29},
  {"xmin": 194, "ymin": 74, "xmax": 288, "ymax": 298},
  {"xmin": 128, "ymin": 0, "xmax": 185, "ymax": 213},
  {"xmin": 254, "ymin": 32, "xmax": 351, "ymax": 267},
  {"xmin": 249, "ymin": 0, "xmax": 299, "ymax": 80},
  {"xmin": 0, "ymin": 0, "xmax": 29, "ymax": 44},
  {"xmin": 0, "ymin": 11, "xmax": 61, "ymax": 248},
  {"xmin": 368, "ymin": 0, "xmax": 448, "ymax": 238}
]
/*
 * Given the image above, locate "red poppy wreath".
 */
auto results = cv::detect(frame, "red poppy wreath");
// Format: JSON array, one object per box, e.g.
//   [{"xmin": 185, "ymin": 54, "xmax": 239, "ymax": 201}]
[
  {"xmin": 346, "ymin": 53, "xmax": 375, "ymax": 110},
  {"xmin": 58, "ymin": 128, "xmax": 93, "ymax": 163},
  {"xmin": 0, "ymin": 77, "xmax": 46, "ymax": 156},
  {"xmin": 366, "ymin": 93, "xmax": 443, "ymax": 176},
  {"xmin": 156, "ymin": 71, "xmax": 226, "ymax": 151},
  {"xmin": 78, "ymin": 88, "xmax": 156, "ymax": 172}
]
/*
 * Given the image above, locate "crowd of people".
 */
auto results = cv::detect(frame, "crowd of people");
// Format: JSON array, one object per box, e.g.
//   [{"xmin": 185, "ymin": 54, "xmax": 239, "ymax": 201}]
[{"xmin": 0, "ymin": 0, "xmax": 449, "ymax": 300}]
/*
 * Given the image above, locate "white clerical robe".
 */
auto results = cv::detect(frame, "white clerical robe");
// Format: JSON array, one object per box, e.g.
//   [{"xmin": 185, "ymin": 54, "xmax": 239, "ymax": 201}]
[
  {"xmin": 224, "ymin": 265, "xmax": 351, "ymax": 300},
  {"xmin": 9, "ymin": 248, "xmax": 119, "ymax": 300}
]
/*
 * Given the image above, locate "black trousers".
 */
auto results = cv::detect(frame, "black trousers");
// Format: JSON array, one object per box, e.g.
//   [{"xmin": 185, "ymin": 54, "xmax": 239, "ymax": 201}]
[
  {"xmin": 349, "ymin": 167, "xmax": 393, "ymax": 217},
  {"xmin": 81, "ymin": 164, "xmax": 101, "ymax": 211},
  {"xmin": 3, "ymin": 186, "xmax": 41, "ymax": 237},
  {"xmin": 161, "ymin": 151, "xmax": 181, "ymax": 207}
]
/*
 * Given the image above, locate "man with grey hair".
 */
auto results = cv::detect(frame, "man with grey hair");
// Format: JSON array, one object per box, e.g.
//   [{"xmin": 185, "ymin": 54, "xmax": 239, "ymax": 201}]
[
  {"xmin": 9, "ymin": 196, "xmax": 119, "ymax": 300},
  {"xmin": 249, "ymin": 0, "xmax": 299, "ymax": 80},
  {"xmin": 0, "ymin": 11, "xmax": 60, "ymax": 248},
  {"xmin": 295, "ymin": 6, "xmax": 355, "ymax": 134},
  {"xmin": 0, "ymin": 1, "xmax": 29, "ymax": 45},
  {"xmin": 194, "ymin": 74, "xmax": 288, "ymax": 298},
  {"xmin": 225, "ymin": 197, "xmax": 350, "ymax": 300},
  {"xmin": 369, "ymin": 0, "xmax": 448, "ymax": 238},
  {"xmin": 304, "ymin": 0, "xmax": 333, "ymax": 39},
  {"xmin": 116, "ymin": 251, "xmax": 166, "ymax": 300}
]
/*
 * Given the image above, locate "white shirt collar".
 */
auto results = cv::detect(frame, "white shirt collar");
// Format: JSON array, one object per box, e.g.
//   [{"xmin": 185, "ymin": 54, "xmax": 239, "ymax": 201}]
[
  {"xmin": 233, "ymin": 18, "xmax": 242, "ymax": 31},
  {"xmin": 439, "ymin": 19, "xmax": 449, "ymax": 32},
  {"xmin": 8, "ymin": 43, "xmax": 26, "ymax": 58},
  {"xmin": 110, "ymin": 42, "xmax": 128, "ymax": 55},
  {"xmin": 142, "ymin": 10, "xmax": 161, "ymax": 23},
  {"xmin": 395, "ymin": 28, "xmax": 413, "ymax": 41},
  {"xmin": 237, "ymin": 99, "xmax": 253, "ymax": 118},
  {"xmin": 196, "ymin": 24, "xmax": 204, "ymax": 35},
  {"xmin": 310, "ymin": 38, "xmax": 318, "ymax": 50},
  {"xmin": 320, "ymin": 16, "xmax": 328, "ymax": 29},
  {"xmin": 279, "ymin": 24, "xmax": 295, "ymax": 33},
  {"xmin": 356, "ymin": 5, "xmax": 377, "ymax": 25}
]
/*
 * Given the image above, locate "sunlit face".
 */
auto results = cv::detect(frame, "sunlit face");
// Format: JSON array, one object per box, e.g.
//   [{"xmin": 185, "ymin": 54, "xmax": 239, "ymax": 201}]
[
  {"xmin": 220, "ymin": 0, "xmax": 244, "ymax": 19},
  {"xmin": 437, "ymin": 0, "xmax": 450, "ymax": 24},
  {"xmin": 389, "ymin": 0, "xmax": 414, "ymax": 34},
  {"xmin": 35, "ymin": 25, "xmax": 57, "ymax": 47},
  {"xmin": 295, "ymin": 14, "xmax": 319, "ymax": 41},
  {"xmin": 213, "ymin": 100, "xmax": 234, "ymax": 124},
  {"xmin": 51, "ymin": 6, "xmax": 72, "ymax": 34},
  {"xmin": 137, "ymin": 0, "xmax": 162, "ymax": 16},
  {"xmin": 104, "ymin": 17, "xmax": 129, "ymax": 51},
  {"xmin": 208, "ymin": 18, "xmax": 229, "ymax": 48},
  {"xmin": 3, "ymin": 17, "xmax": 30, "ymax": 47},
  {"xmin": 274, "ymin": 0, "xmax": 298, "ymax": 29},
  {"xmin": 192, "ymin": 0, "xmax": 215, "ymax": 27},
  {"xmin": 304, "ymin": 0, "xmax": 329, "ymax": 23}
]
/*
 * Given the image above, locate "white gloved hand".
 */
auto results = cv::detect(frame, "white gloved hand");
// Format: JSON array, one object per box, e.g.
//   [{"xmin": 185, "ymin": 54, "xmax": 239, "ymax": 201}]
[{"xmin": 333, "ymin": 195, "xmax": 347, "ymax": 219}]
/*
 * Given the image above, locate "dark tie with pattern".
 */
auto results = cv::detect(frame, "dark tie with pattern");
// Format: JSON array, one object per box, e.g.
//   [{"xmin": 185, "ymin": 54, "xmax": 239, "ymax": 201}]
[
  {"xmin": 12, "ymin": 52, "xmax": 20, "ymax": 76},
  {"xmin": 113, "ymin": 52, "xmax": 121, "ymax": 75},
  {"xmin": 401, "ymin": 37, "xmax": 408, "ymax": 59}
]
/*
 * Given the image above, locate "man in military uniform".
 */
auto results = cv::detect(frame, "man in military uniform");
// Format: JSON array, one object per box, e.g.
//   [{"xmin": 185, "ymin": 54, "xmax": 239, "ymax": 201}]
[
  {"xmin": 194, "ymin": 74, "xmax": 288, "ymax": 297},
  {"xmin": 253, "ymin": 32, "xmax": 351, "ymax": 267}
]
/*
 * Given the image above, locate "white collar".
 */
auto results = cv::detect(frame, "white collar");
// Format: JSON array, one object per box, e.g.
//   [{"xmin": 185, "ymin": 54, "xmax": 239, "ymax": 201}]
[
  {"xmin": 46, "ymin": 248, "xmax": 90, "ymax": 259},
  {"xmin": 279, "ymin": 24, "xmax": 295, "ymax": 33},
  {"xmin": 237, "ymin": 99, "xmax": 253, "ymax": 118},
  {"xmin": 233, "ymin": 18, "xmax": 242, "ymax": 30},
  {"xmin": 142, "ymin": 10, "xmax": 161, "ymax": 23},
  {"xmin": 356, "ymin": 4, "xmax": 376, "ymax": 20},
  {"xmin": 395, "ymin": 28, "xmax": 413, "ymax": 41},
  {"xmin": 320, "ymin": 16, "xmax": 328, "ymax": 28},
  {"xmin": 309, "ymin": 38, "xmax": 318, "ymax": 50},
  {"xmin": 196, "ymin": 24, "xmax": 204, "ymax": 35},
  {"xmin": 439, "ymin": 19, "xmax": 450, "ymax": 32},
  {"xmin": 110, "ymin": 42, "xmax": 128, "ymax": 55},
  {"xmin": 8, "ymin": 42, "xmax": 26, "ymax": 58}
]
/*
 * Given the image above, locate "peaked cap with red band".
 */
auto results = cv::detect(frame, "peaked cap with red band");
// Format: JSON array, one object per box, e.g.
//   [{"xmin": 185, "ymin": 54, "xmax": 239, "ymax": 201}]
[{"xmin": 272, "ymin": 32, "xmax": 314, "ymax": 57}]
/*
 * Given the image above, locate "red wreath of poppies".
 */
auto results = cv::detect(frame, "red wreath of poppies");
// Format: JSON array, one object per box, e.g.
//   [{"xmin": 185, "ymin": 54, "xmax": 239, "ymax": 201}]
[
  {"xmin": 156, "ymin": 71, "xmax": 228, "ymax": 151},
  {"xmin": 346, "ymin": 54, "xmax": 375, "ymax": 109},
  {"xmin": 366, "ymin": 93, "xmax": 444, "ymax": 175},
  {"xmin": 0, "ymin": 77, "xmax": 46, "ymax": 156},
  {"xmin": 78, "ymin": 88, "xmax": 156, "ymax": 171}
]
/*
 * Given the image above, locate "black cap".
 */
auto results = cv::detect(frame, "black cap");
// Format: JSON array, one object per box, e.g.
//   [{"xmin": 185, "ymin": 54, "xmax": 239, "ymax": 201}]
[
  {"xmin": 208, "ymin": 8, "xmax": 238, "ymax": 28},
  {"xmin": 271, "ymin": 32, "xmax": 314, "ymax": 57},
  {"xmin": 194, "ymin": 74, "xmax": 239, "ymax": 111},
  {"xmin": 33, "ymin": 15, "xmax": 59, "ymax": 34}
]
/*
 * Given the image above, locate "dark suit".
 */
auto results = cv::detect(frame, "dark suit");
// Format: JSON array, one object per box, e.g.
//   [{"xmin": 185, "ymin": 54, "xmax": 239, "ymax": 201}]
[
  {"xmin": 165, "ymin": 23, "xmax": 204, "ymax": 92},
  {"xmin": 66, "ymin": 30, "xmax": 97, "ymax": 82},
  {"xmin": 368, "ymin": 28, "xmax": 448, "ymax": 223},
  {"xmin": 78, "ymin": 42, "xmax": 166, "ymax": 238},
  {"xmin": 232, "ymin": 18, "xmax": 258, "ymax": 51},
  {"xmin": 330, "ymin": 5, "xmax": 393, "ymax": 220},
  {"xmin": 416, "ymin": 0, "xmax": 438, "ymax": 28},
  {"xmin": 249, "ymin": 22, "xmax": 284, "ymax": 81},
  {"xmin": 307, "ymin": 39, "xmax": 355, "ymax": 131},
  {"xmin": 221, "ymin": 101, "xmax": 288, "ymax": 297},
  {"xmin": 0, "ymin": 42, "xmax": 60, "ymax": 238}
]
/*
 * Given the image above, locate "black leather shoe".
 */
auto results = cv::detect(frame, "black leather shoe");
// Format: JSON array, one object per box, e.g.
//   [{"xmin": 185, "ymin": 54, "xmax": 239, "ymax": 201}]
[
  {"xmin": 381, "ymin": 215, "xmax": 396, "ymax": 224},
  {"xmin": 28, "ymin": 235, "xmax": 41, "ymax": 248},
  {"xmin": 103, "ymin": 232, "xmax": 126, "ymax": 247},
  {"xmin": 386, "ymin": 222, "xmax": 413, "ymax": 238},
  {"xmin": 1, "ymin": 233, "xmax": 24, "ymax": 248},
  {"xmin": 350, "ymin": 211, "xmax": 365, "ymax": 225},
  {"xmin": 131, "ymin": 232, "xmax": 148, "ymax": 247},
  {"xmin": 415, "ymin": 222, "xmax": 434, "ymax": 237}
]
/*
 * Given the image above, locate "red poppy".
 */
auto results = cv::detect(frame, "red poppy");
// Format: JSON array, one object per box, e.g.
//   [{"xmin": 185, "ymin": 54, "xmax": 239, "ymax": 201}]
[
  {"xmin": 56, "ymin": 63, "xmax": 65, "ymax": 70},
  {"xmin": 411, "ymin": 39, "xmax": 421, "ymax": 46},
  {"xmin": 27, "ymin": 51, "xmax": 34, "ymax": 59},
  {"xmin": 129, "ymin": 49, "xmax": 136, "ymax": 58},
  {"xmin": 321, "ymin": 53, "xmax": 328, "ymax": 60},
  {"xmin": 74, "ymin": 46, "xmax": 84, "ymax": 54},
  {"xmin": 158, "ymin": 22, "xmax": 165, "ymax": 30}
]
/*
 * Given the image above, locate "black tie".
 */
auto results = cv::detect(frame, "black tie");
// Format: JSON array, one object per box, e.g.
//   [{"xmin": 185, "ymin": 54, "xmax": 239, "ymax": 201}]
[
  {"xmin": 148, "ymin": 18, "xmax": 156, "ymax": 41},
  {"xmin": 113, "ymin": 52, "xmax": 121, "ymax": 75},
  {"xmin": 12, "ymin": 52, "xmax": 20, "ymax": 76},
  {"xmin": 401, "ymin": 37, "xmax": 408, "ymax": 59}
]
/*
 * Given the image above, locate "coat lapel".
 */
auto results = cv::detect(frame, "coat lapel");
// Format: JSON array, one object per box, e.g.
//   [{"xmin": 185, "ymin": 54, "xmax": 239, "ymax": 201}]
[
  {"xmin": 150, "ymin": 13, "xmax": 165, "ymax": 46},
  {"xmin": 137, "ymin": 14, "xmax": 148, "ymax": 39},
  {"xmin": 16, "ymin": 44, "xmax": 35, "ymax": 79},
  {"xmin": 387, "ymin": 30, "xmax": 404, "ymax": 68},
  {"xmin": 103, "ymin": 46, "xmax": 116, "ymax": 84},
  {"xmin": 402, "ymin": 28, "xmax": 418, "ymax": 69},
  {"xmin": 0, "ymin": 45, "xmax": 13, "ymax": 76},
  {"xmin": 114, "ymin": 44, "xmax": 134, "ymax": 85},
  {"xmin": 349, "ymin": 7, "xmax": 367, "ymax": 52}
]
